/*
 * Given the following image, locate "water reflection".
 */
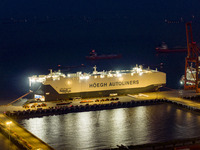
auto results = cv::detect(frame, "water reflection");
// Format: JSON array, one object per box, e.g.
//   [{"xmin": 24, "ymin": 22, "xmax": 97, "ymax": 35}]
[
  {"xmin": 25, "ymin": 117, "xmax": 47, "ymax": 140},
  {"xmin": 18, "ymin": 104, "xmax": 200, "ymax": 150}
]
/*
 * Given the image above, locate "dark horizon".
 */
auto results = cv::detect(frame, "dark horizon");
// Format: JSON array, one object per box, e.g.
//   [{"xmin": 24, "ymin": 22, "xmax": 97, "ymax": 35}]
[{"xmin": 1, "ymin": 0, "xmax": 200, "ymax": 103}]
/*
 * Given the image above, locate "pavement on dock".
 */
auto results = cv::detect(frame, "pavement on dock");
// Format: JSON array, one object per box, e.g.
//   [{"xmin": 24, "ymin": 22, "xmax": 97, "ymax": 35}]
[
  {"xmin": 0, "ymin": 89, "xmax": 200, "ymax": 113},
  {"xmin": 1, "ymin": 89, "xmax": 200, "ymax": 150},
  {"xmin": 0, "ymin": 114, "xmax": 54, "ymax": 150}
]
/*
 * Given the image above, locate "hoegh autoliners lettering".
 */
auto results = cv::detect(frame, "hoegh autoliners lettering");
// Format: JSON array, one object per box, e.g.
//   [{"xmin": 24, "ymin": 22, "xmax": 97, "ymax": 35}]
[{"xmin": 89, "ymin": 80, "xmax": 139, "ymax": 88}]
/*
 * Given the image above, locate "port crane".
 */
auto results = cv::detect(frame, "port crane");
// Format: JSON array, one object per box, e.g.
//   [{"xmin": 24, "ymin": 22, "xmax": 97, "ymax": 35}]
[{"xmin": 184, "ymin": 22, "xmax": 200, "ymax": 92}]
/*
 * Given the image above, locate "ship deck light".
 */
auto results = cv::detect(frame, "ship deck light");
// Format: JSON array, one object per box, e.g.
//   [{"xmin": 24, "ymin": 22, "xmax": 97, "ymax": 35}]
[
  {"xmin": 67, "ymin": 81, "xmax": 72, "ymax": 85},
  {"xmin": 116, "ymin": 71, "xmax": 122, "ymax": 77},
  {"xmin": 80, "ymin": 75, "xmax": 90, "ymax": 80},
  {"xmin": 100, "ymin": 75, "xmax": 105, "ymax": 78},
  {"xmin": 139, "ymin": 72, "xmax": 143, "ymax": 76},
  {"xmin": 136, "ymin": 68, "xmax": 142, "ymax": 73},
  {"xmin": 119, "ymin": 77, "xmax": 123, "ymax": 81},
  {"xmin": 108, "ymin": 74, "xmax": 113, "ymax": 77},
  {"xmin": 116, "ymin": 73, "xmax": 122, "ymax": 77},
  {"xmin": 30, "ymin": 78, "xmax": 36, "ymax": 83},
  {"xmin": 85, "ymin": 76, "xmax": 89, "ymax": 80}
]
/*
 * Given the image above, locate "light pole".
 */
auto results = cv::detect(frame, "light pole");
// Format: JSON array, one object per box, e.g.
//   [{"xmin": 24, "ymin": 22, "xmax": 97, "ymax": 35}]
[{"xmin": 6, "ymin": 121, "xmax": 12, "ymax": 149}]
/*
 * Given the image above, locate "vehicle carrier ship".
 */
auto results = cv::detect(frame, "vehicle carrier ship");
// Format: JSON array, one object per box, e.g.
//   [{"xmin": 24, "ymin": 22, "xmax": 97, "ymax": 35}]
[{"xmin": 29, "ymin": 65, "xmax": 166, "ymax": 101}]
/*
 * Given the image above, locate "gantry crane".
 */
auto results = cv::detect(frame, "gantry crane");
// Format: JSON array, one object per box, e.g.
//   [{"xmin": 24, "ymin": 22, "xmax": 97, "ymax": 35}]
[{"xmin": 184, "ymin": 22, "xmax": 200, "ymax": 92}]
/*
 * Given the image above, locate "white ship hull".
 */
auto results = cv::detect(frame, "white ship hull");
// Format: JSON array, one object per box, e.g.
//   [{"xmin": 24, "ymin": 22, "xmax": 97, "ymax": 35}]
[{"xmin": 29, "ymin": 65, "xmax": 166, "ymax": 101}]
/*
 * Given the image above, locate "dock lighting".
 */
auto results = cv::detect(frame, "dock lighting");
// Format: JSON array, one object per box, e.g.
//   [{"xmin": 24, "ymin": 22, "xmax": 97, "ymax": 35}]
[
  {"xmin": 6, "ymin": 121, "xmax": 12, "ymax": 147},
  {"xmin": 6, "ymin": 121, "xmax": 12, "ymax": 125}
]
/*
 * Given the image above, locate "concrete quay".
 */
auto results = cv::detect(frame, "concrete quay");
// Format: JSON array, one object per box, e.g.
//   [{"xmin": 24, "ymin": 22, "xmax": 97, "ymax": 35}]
[
  {"xmin": 0, "ymin": 114, "xmax": 54, "ymax": 150},
  {"xmin": 1, "ymin": 89, "xmax": 200, "ymax": 150},
  {"xmin": 4, "ymin": 89, "xmax": 200, "ymax": 119}
]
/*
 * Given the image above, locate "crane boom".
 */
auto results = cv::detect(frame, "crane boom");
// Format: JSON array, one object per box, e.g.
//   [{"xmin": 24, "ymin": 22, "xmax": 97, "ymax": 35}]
[{"xmin": 184, "ymin": 22, "xmax": 200, "ymax": 92}]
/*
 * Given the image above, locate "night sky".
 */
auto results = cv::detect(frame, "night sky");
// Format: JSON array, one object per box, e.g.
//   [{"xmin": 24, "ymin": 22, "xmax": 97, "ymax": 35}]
[{"xmin": 0, "ymin": 0, "xmax": 200, "ymax": 103}]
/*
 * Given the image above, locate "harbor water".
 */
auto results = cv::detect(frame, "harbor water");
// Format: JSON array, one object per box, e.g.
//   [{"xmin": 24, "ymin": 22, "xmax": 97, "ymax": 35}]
[{"xmin": 18, "ymin": 104, "xmax": 200, "ymax": 150}]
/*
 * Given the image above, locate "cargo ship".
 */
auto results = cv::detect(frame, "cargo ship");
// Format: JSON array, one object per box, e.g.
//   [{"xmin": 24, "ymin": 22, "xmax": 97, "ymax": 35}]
[
  {"xmin": 155, "ymin": 42, "xmax": 187, "ymax": 53},
  {"xmin": 86, "ymin": 50, "xmax": 122, "ymax": 60},
  {"xmin": 29, "ymin": 65, "xmax": 166, "ymax": 101}
]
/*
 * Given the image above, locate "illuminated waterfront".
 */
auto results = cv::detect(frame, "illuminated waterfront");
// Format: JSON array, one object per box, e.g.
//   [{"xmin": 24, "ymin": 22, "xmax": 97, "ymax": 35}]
[{"xmin": 18, "ymin": 104, "xmax": 200, "ymax": 150}]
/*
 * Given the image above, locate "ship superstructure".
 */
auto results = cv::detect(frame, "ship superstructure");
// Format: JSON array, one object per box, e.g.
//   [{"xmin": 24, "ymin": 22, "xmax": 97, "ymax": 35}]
[{"xmin": 29, "ymin": 65, "xmax": 166, "ymax": 101}]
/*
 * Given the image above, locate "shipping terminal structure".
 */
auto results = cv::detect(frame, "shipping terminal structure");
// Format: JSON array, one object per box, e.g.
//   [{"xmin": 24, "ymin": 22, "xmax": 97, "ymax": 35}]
[{"xmin": 29, "ymin": 65, "xmax": 166, "ymax": 101}]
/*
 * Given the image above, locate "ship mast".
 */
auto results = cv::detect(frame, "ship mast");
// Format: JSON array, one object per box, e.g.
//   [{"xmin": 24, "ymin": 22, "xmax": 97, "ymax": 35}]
[{"xmin": 93, "ymin": 65, "xmax": 97, "ymax": 74}]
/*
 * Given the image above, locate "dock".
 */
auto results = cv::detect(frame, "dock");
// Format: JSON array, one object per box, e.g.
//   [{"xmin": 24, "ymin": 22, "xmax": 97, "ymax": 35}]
[
  {"xmin": 4, "ymin": 89, "xmax": 200, "ymax": 119},
  {"xmin": 0, "ymin": 113, "xmax": 54, "ymax": 150},
  {"xmin": 1, "ymin": 89, "xmax": 200, "ymax": 149}
]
